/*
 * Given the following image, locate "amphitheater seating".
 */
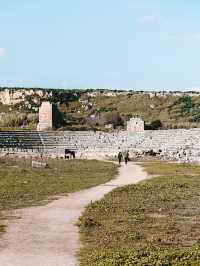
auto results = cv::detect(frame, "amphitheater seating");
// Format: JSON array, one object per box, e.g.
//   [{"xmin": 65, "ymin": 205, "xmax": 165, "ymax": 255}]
[
  {"xmin": 0, "ymin": 129, "xmax": 200, "ymax": 162},
  {"xmin": 0, "ymin": 131, "xmax": 42, "ymax": 148}
]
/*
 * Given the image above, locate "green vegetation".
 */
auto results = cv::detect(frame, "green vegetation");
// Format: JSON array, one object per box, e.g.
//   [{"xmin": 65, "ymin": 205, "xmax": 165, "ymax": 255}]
[
  {"xmin": 63, "ymin": 94, "xmax": 200, "ymax": 130},
  {"xmin": 0, "ymin": 112, "xmax": 38, "ymax": 130},
  {"xmin": 2, "ymin": 89, "xmax": 200, "ymax": 130},
  {"xmin": 0, "ymin": 159, "xmax": 117, "ymax": 233},
  {"xmin": 79, "ymin": 162, "xmax": 200, "ymax": 265},
  {"xmin": 0, "ymin": 102, "xmax": 38, "ymax": 130},
  {"xmin": 146, "ymin": 120, "xmax": 163, "ymax": 130}
]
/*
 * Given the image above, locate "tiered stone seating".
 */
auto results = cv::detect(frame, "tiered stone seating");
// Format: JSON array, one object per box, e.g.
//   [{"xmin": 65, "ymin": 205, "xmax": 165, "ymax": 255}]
[
  {"xmin": 0, "ymin": 131, "xmax": 42, "ymax": 148},
  {"xmin": 0, "ymin": 129, "xmax": 200, "ymax": 163}
]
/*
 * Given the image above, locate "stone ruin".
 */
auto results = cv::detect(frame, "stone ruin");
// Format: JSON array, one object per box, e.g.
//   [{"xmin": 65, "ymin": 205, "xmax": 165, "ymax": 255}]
[
  {"xmin": 36, "ymin": 102, "xmax": 145, "ymax": 134},
  {"xmin": 0, "ymin": 129, "xmax": 200, "ymax": 164},
  {"xmin": 37, "ymin": 102, "xmax": 53, "ymax": 131},
  {"xmin": 0, "ymin": 102, "xmax": 199, "ymax": 164},
  {"xmin": 37, "ymin": 101, "xmax": 64, "ymax": 131},
  {"xmin": 127, "ymin": 117, "xmax": 144, "ymax": 133}
]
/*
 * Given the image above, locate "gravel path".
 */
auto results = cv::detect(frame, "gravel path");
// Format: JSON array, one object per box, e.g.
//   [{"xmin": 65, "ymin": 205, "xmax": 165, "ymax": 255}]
[{"xmin": 0, "ymin": 163, "xmax": 148, "ymax": 266}]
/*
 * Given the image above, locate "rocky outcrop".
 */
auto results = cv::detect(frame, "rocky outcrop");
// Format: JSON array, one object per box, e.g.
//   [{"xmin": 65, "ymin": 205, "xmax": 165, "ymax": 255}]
[
  {"xmin": 1, "ymin": 88, "xmax": 200, "ymax": 106},
  {"xmin": 0, "ymin": 89, "xmax": 50, "ymax": 105}
]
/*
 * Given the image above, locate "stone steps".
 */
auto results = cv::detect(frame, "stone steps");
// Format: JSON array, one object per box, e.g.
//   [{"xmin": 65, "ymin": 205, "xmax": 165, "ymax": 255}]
[{"xmin": 0, "ymin": 129, "xmax": 200, "ymax": 162}]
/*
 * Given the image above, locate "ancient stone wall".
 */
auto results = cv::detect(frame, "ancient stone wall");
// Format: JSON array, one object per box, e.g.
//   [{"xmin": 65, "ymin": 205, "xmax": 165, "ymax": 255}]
[
  {"xmin": 0, "ymin": 129, "xmax": 200, "ymax": 164},
  {"xmin": 38, "ymin": 129, "xmax": 200, "ymax": 163},
  {"xmin": 127, "ymin": 117, "xmax": 144, "ymax": 132}
]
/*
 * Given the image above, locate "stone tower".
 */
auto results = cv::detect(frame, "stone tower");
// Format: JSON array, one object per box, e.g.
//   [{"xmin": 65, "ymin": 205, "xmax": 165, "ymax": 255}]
[
  {"xmin": 127, "ymin": 117, "xmax": 144, "ymax": 133},
  {"xmin": 37, "ymin": 102, "xmax": 53, "ymax": 131}
]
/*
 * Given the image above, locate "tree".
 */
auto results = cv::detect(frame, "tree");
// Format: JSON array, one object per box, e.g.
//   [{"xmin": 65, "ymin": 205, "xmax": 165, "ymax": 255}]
[
  {"xmin": 150, "ymin": 120, "xmax": 162, "ymax": 130},
  {"xmin": 102, "ymin": 111, "xmax": 123, "ymax": 127}
]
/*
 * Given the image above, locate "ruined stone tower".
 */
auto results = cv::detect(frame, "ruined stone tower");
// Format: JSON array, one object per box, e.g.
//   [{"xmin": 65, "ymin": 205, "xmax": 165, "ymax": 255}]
[
  {"xmin": 127, "ymin": 117, "xmax": 144, "ymax": 133},
  {"xmin": 37, "ymin": 102, "xmax": 53, "ymax": 131}
]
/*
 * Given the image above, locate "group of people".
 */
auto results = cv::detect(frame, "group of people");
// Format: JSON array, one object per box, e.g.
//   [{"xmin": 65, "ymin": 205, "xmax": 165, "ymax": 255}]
[{"xmin": 117, "ymin": 151, "xmax": 129, "ymax": 165}]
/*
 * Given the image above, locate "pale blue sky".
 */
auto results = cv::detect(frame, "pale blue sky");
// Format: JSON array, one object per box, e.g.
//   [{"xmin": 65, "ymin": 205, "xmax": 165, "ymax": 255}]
[{"xmin": 0, "ymin": 0, "xmax": 200, "ymax": 90}]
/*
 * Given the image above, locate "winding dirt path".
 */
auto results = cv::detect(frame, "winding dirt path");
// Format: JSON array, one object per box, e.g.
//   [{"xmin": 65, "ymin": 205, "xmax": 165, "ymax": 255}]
[{"xmin": 0, "ymin": 163, "xmax": 148, "ymax": 266}]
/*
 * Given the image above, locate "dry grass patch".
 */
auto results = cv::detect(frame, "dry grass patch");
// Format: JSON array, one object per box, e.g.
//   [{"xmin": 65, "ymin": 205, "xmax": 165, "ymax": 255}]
[{"xmin": 0, "ymin": 158, "xmax": 118, "ymax": 235}]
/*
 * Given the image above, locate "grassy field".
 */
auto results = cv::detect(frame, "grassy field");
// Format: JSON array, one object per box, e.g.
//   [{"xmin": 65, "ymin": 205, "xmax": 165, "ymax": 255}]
[
  {"xmin": 79, "ymin": 161, "xmax": 200, "ymax": 265},
  {"xmin": 0, "ymin": 158, "xmax": 118, "ymax": 234}
]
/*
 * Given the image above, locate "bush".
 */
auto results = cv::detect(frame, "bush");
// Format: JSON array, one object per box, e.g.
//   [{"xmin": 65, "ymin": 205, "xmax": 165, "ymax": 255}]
[
  {"xmin": 150, "ymin": 120, "xmax": 162, "ymax": 130},
  {"xmin": 102, "ymin": 111, "xmax": 124, "ymax": 127},
  {"xmin": 145, "ymin": 120, "xmax": 162, "ymax": 130},
  {"xmin": 0, "ymin": 113, "xmax": 38, "ymax": 129}
]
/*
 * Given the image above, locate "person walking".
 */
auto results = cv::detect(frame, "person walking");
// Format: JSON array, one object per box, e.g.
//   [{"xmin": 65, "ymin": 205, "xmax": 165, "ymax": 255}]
[
  {"xmin": 118, "ymin": 151, "xmax": 123, "ymax": 165},
  {"xmin": 124, "ymin": 151, "xmax": 129, "ymax": 165}
]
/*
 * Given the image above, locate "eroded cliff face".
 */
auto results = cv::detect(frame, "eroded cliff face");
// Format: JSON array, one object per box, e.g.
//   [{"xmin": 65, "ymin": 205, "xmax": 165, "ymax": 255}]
[
  {"xmin": 0, "ymin": 89, "xmax": 51, "ymax": 105},
  {"xmin": 1, "ymin": 88, "xmax": 199, "ymax": 106}
]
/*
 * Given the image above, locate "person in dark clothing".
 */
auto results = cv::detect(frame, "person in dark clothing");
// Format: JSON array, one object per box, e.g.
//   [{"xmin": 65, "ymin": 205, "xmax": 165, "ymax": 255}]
[
  {"xmin": 124, "ymin": 151, "xmax": 129, "ymax": 165},
  {"xmin": 118, "ymin": 151, "xmax": 123, "ymax": 165}
]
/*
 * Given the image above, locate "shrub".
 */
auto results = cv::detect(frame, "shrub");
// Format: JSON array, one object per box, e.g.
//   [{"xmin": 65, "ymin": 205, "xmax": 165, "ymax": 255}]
[{"xmin": 150, "ymin": 120, "xmax": 163, "ymax": 130}]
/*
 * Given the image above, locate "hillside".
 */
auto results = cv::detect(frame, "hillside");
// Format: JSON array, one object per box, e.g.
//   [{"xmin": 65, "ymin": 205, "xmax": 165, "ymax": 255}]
[
  {"xmin": 61, "ymin": 94, "xmax": 200, "ymax": 130},
  {"xmin": 0, "ymin": 88, "xmax": 200, "ymax": 130}
]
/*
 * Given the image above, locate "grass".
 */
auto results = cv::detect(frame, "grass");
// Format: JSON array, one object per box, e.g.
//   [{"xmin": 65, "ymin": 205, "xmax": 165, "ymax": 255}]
[
  {"xmin": 64, "ymin": 94, "xmax": 200, "ymax": 130},
  {"xmin": 0, "ymin": 158, "xmax": 118, "ymax": 234},
  {"xmin": 3, "ymin": 93, "xmax": 200, "ymax": 130},
  {"xmin": 79, "ymin": 161, "xmax": 200, "ymax": 265}
]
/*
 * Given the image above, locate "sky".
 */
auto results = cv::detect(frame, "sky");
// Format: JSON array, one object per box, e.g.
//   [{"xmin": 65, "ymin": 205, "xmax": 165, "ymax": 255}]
[{"xmin": 0, "ymin": 0, "xmax": 200, "ymax": 90}]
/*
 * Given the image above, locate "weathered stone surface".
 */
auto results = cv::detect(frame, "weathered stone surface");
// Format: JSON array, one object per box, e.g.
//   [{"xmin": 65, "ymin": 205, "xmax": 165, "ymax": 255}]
[
  {"xmin": 37, "ymin": 102, "xmax": 53, "ymax": 131},
  {"xmin": 32, "ymin": 161, "xmax": 47, "ymax": 168},
  {"xmin": 0, "ymin": 89, "xmax": 49, "ymax": 105},
  {"xmin": 127, "ymin": 117, "xmax": 144, "ymax": 132},
  {"xmin": 0, "ymin": 129, "xmax": 200, "ymax": 163}
]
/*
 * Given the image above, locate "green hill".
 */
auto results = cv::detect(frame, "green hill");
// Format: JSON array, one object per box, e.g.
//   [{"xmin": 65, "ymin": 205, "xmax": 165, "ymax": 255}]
[
  {"xmin": 62, "ymin": 94, "xmax": 200, "ymax": 130},
  {"xmin": 0, "ymin": 88, "xmax": 200, "ymax": 130}
]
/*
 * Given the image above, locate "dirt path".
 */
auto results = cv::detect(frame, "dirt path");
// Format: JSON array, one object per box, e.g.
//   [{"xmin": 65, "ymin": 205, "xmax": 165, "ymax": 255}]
[{"xmin": 0, "ymin": 163, "xmax": 148, "ymax": 266}]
